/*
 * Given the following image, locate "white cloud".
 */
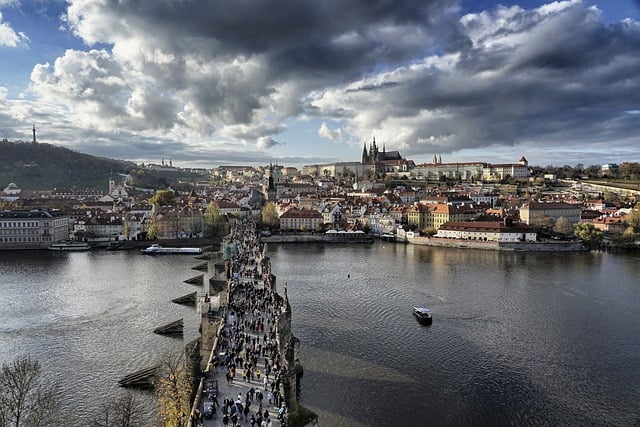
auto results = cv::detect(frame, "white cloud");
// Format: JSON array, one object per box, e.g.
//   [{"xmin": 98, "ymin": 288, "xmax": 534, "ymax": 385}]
[
  {"xmin": 318, "ymin": 122, "xmax": 343, "ymax": 141},
  {"xmin": 0, "ymin": 11, "xmax": 28, "ymax": 47},
  {"xmin": 256, "ymin": 136, "xmax": 282, "ymax": 150}
]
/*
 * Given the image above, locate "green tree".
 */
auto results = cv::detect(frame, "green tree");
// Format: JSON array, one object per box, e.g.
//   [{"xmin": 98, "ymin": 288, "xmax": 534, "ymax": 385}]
[
  {"xmin": 573, "ymin": 222, "xmax": 603, "ymax": 250},
  {"xmin": 149, "ymin": 190, "xmax": 177, "ymax": 207},
  {"xmin": 626, "ymin": 204, "xmax": 640, "ymax": 233},
  {"xmin": 204, "ymin": 202, "xmax": 224, "ymax": 239},
  {"xmin": 0, "ymin": 355, "xmax": 66, "ymax": 427},
  {"xmin": 262, "ymin": 202, "xmax": 280, "ymax": 228}
]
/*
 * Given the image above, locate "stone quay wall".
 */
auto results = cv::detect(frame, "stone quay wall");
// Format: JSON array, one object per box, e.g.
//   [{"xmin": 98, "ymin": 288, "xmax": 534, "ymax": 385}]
[{"xmin": 408, "ymin": 236, "xmax": 586, "ymax": 252}]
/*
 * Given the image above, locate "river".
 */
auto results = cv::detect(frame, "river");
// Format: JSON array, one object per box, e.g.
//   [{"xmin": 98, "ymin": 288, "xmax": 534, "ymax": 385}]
[
  {"xmin": 1, "ymin": 244, "xmax": 639, "ymax": 426},
  {"xmin": 268, "ymin": 243, "xmax": 640, "ymax": 426}
]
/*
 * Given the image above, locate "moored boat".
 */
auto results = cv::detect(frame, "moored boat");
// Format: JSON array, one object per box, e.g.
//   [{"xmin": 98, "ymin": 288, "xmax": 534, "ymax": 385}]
[
  {"xmin": 141, "ymin": 244, "xmax": 203, "ymax": 255},
  {"xmin": 48, "ymin": 241, "xmax": 91, "ymax": 251},
  {"xmin": 413, "ymin": 306, "xmax": 432, "ymax": 323}
]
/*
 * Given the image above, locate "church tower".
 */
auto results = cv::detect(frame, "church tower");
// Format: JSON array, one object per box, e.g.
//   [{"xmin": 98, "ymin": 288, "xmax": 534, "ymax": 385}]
[
  {"xmin": 372, "ymin": 137, "xmax": 378, "ymax": 162},
  {"xmin": 361, "ymin": 142, "xmax": 369, "ymax": 164},
  {"xmin": 266, "ymin": 162, "xmax": 277, "ymax": 202}
]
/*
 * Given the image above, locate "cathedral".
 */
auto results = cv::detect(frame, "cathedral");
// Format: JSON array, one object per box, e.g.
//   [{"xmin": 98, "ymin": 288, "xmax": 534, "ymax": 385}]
[
  {"xmin": 303, "ymin": 137, "xmax": 412, "ymax": 178},
  {"xmin": 361, "ymin": 138, "xmax": 403, "ymax": 164}
]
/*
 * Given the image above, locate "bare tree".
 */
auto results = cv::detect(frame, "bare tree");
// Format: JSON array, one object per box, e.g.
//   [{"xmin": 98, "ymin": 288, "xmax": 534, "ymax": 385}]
[
  {"xmin": 155, "ymin": 352, "xmax": 193, "ymax": 427},
  {"xmin": 553, "ymin": 216, "xmax": 573, "ymax": 236},
  {"xmin": 92, "ymin": 391, "xmax": 145, "ymax": 427},
  {"xmin": 0, "ymin": 355, "xmax": 65, "ymax": 427}
]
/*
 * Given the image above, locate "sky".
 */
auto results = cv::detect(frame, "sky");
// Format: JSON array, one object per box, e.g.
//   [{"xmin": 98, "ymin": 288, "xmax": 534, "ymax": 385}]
[{"xmin": 1, "ymin": 0, "xmax": 639, "ymax": 169}]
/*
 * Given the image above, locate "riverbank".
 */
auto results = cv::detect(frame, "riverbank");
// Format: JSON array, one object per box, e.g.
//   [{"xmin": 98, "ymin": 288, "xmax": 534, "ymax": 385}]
[
  {"xmin": 262, "ymin": 233, "xmax": 586, "ymax": 251},
  {"xmin": 407, "ymin": 236, "xmax": 587, "ymax": 251},
  {"xmin": 261, "ymin": 233, "xmax": 373, "ymax": 243}
]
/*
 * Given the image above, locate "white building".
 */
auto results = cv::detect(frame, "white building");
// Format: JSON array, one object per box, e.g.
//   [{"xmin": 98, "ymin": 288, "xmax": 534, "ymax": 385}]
[
  {"xmin": 435, "ymin": 220, "xmax": 537, "ymax": 242},
  {"xmin": 1, "ymin": 183, "xmax": 22, "ymax": 201},
  {"xmin": 0, "ymin": 210, "xmax": 70, "ymax": 250}
]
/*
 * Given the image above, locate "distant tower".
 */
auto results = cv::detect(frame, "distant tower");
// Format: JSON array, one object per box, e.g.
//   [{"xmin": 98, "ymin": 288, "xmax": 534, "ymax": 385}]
[
  {"xmin": 32, "ymin": 124, "xmax": 36, "ymax": 144},
  {"xmin": 361, "ymin": 142, "xmax": 369, "ymax": 164},
  {"xmin": 266, "ymin": 162, "xmax": 277, "ymax": 201}
]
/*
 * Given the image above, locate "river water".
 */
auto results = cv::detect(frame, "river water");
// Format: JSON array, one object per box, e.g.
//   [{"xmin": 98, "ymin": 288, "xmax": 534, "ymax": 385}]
[
  {"xmin": 1, "ymin": 244, "xmax": 640, "ymax": 426},
  {"xmin": 268, "ymin": 243, "xmax": 640, "ymax": 427}
]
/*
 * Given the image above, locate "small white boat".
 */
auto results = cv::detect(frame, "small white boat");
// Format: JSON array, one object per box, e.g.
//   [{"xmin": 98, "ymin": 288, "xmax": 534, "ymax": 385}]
[
  {"xmin": 48, "ymin": 241, "xmax": 91, "ymax": 251},
  {"xmin": 141, "ymin": 244, "xmax": 203, "ymax": 255},
  {"xmin": 413, "ymin": 307, "xmax": 432, "ymax": 323}
]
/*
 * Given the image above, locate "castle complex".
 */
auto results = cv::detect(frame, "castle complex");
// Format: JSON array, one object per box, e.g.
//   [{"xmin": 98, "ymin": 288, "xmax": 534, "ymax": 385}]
[{"xmin": 302, "ymin": 137, "xmax": 529, "ymax": 181}]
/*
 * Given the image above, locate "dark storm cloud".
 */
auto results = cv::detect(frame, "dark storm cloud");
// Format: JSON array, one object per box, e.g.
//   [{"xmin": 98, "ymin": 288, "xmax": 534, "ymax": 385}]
[
  {"xmin": 308, "ymin": 2, "xmax": 640, "ymax": 158},
  {"xmin": 59, "ymin": 0, "xmax": 464, "ymax": 130},
  {"xmin": 9, "ymin": 0, "xmax": 640, "ymax": 166}
]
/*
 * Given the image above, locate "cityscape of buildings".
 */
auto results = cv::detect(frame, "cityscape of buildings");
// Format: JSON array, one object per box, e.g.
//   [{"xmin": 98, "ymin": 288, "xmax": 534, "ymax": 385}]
[{"xmin": 0, "ymin": 141, "xmax": 638, "ymax": 251}]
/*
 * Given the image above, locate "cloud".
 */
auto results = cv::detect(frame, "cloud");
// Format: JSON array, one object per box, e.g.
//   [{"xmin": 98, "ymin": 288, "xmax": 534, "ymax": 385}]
[
  {"xmin": 307, "ymin": 1, "xmax": 640, "ymax": 158},
  {"xmin": 256, "ymin": 136, "xmax": 282, "ymax": 150},
  {"xmin": 0, "ymin": 0, "xmax": 638, "ymax": 167},
  {"xmin": 0, "ymin": 11, "xmax": 28, "ymax": 47},
  {"xmin": 318, "ymin": 122, "xmax": 343, "ymax": 141},
  {"xmin": 47, "ymin": 0, "xmax": 463, "ymax": 145}
]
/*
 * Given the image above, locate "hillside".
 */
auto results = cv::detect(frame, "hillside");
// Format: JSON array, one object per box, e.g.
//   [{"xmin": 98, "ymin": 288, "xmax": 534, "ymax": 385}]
[{"xmin": 0, "ymin": 140, "xmax": 137, "ymax": 191}]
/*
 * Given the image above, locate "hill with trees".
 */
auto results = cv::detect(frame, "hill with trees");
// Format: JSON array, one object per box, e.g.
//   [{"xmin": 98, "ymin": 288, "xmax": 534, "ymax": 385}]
[
  {"xmin": 0, "ymin": 139, "xmax": 136, "ymax": 190},
  {"xmin": 0, "ymin": 140, "xmax": 206, "ymax": 191}
]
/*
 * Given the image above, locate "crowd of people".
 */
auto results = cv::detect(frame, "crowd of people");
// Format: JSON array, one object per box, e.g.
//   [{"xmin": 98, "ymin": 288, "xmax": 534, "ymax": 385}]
[{"xmin": 196, "ymin": 217, "xmax": 288, "ymax": 427}]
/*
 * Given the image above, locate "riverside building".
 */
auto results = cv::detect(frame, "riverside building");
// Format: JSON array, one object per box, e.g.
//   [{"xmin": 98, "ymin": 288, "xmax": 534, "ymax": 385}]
[{"xmin": 0, "ymin": 209, "xmax": 70, "ymax": 250}]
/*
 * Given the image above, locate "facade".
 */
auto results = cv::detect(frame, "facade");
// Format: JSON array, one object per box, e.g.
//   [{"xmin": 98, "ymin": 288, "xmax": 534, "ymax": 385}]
[
  {"xmin": 108, "ymin": 178, "xmax": 129, "ymax": 198},
  {"xmin": 279, "ymin": 208, "xmax": 323, "ymax": 231},
  {"xmin": 0, "ymin": 209, "xmax": 70, "ymax": 250},
  {"xmin": 519, "ymin": 201, "xmax": 582, "ymax": 226},
  {"xmin": 1, "ymin": 183, "xmax": 22, "ymax": 201},
  {"xmin": 80, "ymin": 216, "xmax": 123, "ymax": 240},
  {"xmin": 51, "ymin": 188, "xmax": 102, "ymax": 200},
  {"xmin": 482, "ymin": 158, "xmax": 530, "ymax": 180},
  {"xmin": 435, "ymin": 220, "xmax": 537, "ymax": 242},
  {"xmin": 428, "ymin": 203, "xmax": 478, "ymax": 230},
  {"xmin": 302, "ymin": 162, "xmax": 372, "ymax": 179},
  {"xmin": 407, "ymin": 203, "xmax": 432, "ymax": 230},
  {"xmin": 411, "ymin": 156, "xmax": 530, "ymax": 181},
  {"xmin": 150, "ymin": 208, "xmax": 206, "ymax": 239},
  {"xmin": 412, "ymin": 161, "xmax": 486, "ymax": 181},
  {"xmin": 592, "ymin": 216, "xmax": 626, "ymax": 234},
  {"xmin": 216, "ymin": 200, "xmax": 242, "ymax": 216}
]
